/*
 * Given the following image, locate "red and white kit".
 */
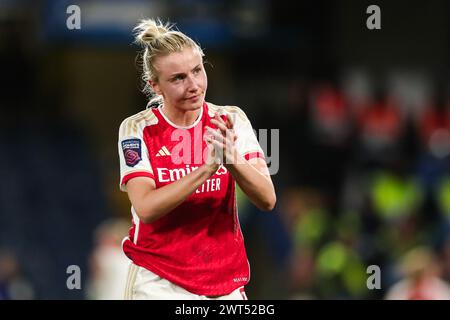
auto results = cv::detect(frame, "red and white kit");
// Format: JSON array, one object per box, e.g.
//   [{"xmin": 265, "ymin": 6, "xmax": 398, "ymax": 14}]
[{"xmin": 118, "ymin": 101, "xmax": 264, "ymax": 297}]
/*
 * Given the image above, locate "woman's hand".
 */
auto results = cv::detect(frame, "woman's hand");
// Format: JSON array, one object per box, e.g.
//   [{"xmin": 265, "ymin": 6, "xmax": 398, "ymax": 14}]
[
  {"xmin": 206, "ymin": 113, "xmax": 276, "ymax": 211},
  {"xmin": 204, "ymin": 126, "xmax": 222, "ymax": 173},
  {"xmin": 206, "ymin": 113, "xmax": 238, "ymax": 166}
]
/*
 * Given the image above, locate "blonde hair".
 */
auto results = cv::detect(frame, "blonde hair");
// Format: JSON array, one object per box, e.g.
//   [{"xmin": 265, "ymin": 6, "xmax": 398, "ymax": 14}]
[{"xmin": 133, "ymin": 18, "xmax": 204, "ymax": 99}]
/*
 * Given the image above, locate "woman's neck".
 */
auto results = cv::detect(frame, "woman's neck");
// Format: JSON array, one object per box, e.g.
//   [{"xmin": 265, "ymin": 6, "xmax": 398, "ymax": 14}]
[{"xmin": 160, "ymin": 103, "xmax": 202, "ymax": 128}]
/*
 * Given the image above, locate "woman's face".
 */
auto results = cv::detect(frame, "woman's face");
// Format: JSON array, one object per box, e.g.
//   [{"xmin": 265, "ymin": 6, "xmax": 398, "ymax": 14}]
[{"xmin": 151, "ymin": 47, "xmax": 207, "ymax": 112}]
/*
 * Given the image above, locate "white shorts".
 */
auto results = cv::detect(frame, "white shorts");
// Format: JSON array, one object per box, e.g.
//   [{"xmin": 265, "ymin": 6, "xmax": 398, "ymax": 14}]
[{"xmin": 124, "ymin": 263, "xmax": 248, "ymax": 300}]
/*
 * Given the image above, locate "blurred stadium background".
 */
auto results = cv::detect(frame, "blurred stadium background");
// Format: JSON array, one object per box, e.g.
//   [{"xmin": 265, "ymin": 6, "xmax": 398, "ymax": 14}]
[{"xmin": 1, "ymin": 0, "xmax": 450, "ymax": 299}]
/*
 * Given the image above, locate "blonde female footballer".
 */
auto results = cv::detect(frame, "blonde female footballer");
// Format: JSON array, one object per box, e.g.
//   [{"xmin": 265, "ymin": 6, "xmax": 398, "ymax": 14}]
[{"xmin": 118, "ymin": 19, "xmax": 276, "ymax": 300}]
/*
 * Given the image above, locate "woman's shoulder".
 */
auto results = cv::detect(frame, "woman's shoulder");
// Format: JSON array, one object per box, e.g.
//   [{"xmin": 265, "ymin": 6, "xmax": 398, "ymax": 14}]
[
  {"xmin": 118, "ymin": 108, "xmax": 159, "ymax": 137},
  {"xmin": 205, "ymin": 101, "xmax": 248, "ymax": 121}
]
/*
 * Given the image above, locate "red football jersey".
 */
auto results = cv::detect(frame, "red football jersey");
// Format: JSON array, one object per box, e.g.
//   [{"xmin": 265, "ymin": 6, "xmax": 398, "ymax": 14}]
[{"xmin": 118, "ymin": 101, "xmax": 264, "ymax": 296}]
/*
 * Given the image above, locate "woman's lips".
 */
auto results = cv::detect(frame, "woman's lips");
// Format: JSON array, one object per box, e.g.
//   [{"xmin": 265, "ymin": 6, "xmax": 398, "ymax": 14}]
[{"xmin": 186, "ymin": 95, "xmax": 200, "ymax": 101}]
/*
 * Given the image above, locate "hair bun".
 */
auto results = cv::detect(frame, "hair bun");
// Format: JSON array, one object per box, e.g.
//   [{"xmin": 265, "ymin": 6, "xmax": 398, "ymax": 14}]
[{"xmin": 134, "ymin": 19, "xmax": 170, "ymax": 46}]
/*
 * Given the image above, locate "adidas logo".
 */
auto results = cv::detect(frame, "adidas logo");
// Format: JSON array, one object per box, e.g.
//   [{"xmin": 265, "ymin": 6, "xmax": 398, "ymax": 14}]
[{"xmin": 156, "ymin": 146, "xmax": 171, "ymax": 157}]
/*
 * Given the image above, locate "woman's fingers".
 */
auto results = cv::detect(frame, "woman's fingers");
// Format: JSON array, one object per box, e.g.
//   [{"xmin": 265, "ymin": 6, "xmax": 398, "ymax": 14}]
[
  {"xmin": 211, "ymin": 139, "xmax": 225, "ymax": 149},
  {"xmin": 225, "ymin": 114, "xmax": 235, "ymax": 129},
  {"xmin": 209, "ymin": 119, "xmax": 236, "ymax": 142},
  {"xmin": 210, "ymin": 118, "xmax": 228, "ymax": 135},
  {"xmin": 205, "ymin": 118, "xmax": 238, "ymax": 165},
  {"xmin": 205, "ymin": 127, "xmax": 225, "ymax": 143},
  {"xmin": 204, "ymin": 135, "xmax": 213, "ymax": 143}
]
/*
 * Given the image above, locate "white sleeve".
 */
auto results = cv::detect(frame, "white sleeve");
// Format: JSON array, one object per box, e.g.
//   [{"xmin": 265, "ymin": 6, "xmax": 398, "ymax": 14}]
[
  {"xmin": 118, "ymin": 118, "xmax": 154, "ymax": 192},
  {"xmin": 229, "ymin": 106, "xmax": 265, "ymax": 161}
]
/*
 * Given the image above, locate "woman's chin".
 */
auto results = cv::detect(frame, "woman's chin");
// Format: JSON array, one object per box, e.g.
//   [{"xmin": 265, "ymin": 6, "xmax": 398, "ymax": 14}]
[{"xmin": 184, "ymin": 99, "xmax": 203, "ymax": 110}]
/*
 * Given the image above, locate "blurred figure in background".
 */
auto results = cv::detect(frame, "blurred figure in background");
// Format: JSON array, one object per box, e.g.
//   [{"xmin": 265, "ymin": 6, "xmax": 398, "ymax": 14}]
[
  {"xmin": 0, "ymin": 249, "xmax": 34, "ymax": 300},
  {"xmin": 356, "ymin": 88, "xmax": 405, "ymax": 168},
  {"xmin": 385, "ymin": 246, "xmax": 450, "ymax": 300},
  {"xmin": 86, "ymin": 218, "xmax": 131, "ymax": 300},
  {"xmin": 439, "ymin": 235, "xmax": 450, "ymax": 284}
]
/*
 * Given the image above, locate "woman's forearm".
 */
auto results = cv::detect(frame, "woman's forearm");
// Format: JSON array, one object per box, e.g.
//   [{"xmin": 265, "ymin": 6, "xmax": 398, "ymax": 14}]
[
  {"xmin": 130, "ymin": 164, "xmax": 218, "ymax": 223},
  {"xmin": 226, "ymin": 155, "xmax": 276, "ymax": 211}
]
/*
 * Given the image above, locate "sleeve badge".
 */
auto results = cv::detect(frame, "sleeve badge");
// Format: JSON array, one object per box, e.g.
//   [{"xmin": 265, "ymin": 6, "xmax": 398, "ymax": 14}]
[{"xmin": 122, "ymin": 139, "xmax": 142, "ymax": 167}]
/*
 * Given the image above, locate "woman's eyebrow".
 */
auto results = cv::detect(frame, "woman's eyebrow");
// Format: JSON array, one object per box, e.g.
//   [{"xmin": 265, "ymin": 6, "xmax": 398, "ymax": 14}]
[
  {"xmin": 168, "ymin": 65, "xmax": 201, "ymax": 78},
  {"xmin": 169, "ymin": 72, "xmax": 185, "ymax": 78}
]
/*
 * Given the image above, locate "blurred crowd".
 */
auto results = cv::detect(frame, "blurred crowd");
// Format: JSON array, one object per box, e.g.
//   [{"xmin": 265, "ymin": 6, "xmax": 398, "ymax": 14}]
[{"xmin": 240, "ymin": 74, "xmax": 450, "ymax": 299}]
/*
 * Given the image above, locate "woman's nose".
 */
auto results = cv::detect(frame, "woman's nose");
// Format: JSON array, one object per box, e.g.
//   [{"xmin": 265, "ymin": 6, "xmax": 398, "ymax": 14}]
[{"xmin": 186, "ymin": 74, "xmax": 199, "ymax": 91}]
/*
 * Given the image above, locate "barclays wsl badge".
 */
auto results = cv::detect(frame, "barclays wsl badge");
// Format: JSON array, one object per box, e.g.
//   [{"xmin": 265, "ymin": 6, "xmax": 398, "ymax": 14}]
[{"xmin": 122, "ymin": 139, "xmax": 142, "ymax": 167}]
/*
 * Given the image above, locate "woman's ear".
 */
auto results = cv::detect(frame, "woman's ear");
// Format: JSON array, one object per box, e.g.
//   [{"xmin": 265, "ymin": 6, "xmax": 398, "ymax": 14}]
[{"xmin": 149, "ymin": 80, "xmax": 161, "ymax": 95}]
